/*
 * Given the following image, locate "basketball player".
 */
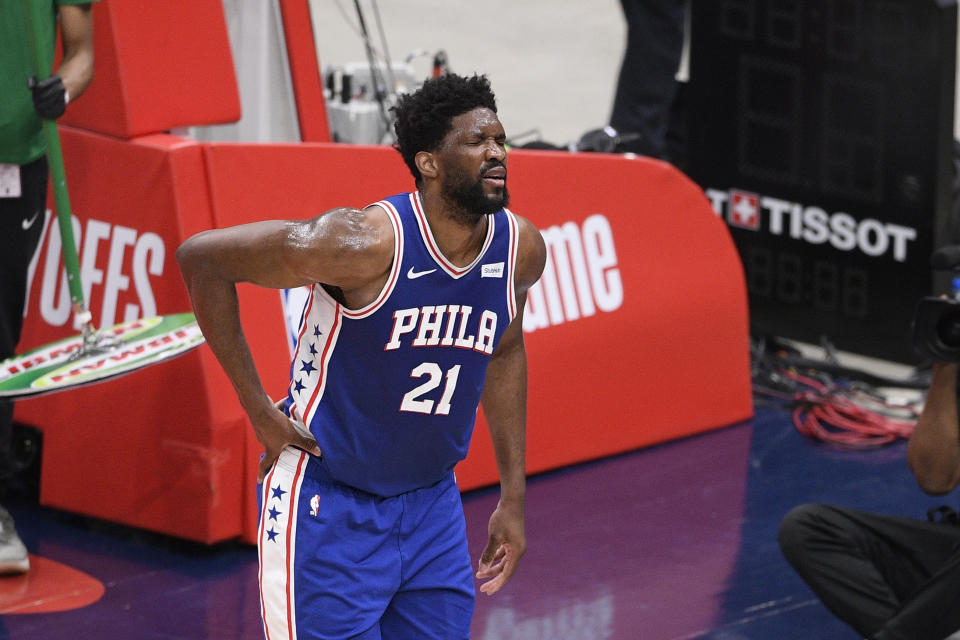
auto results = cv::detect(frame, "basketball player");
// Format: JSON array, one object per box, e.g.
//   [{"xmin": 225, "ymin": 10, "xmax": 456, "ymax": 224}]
[{"xmin": 177, "ymin": 73, "xmax": 546, "ymax": 639}]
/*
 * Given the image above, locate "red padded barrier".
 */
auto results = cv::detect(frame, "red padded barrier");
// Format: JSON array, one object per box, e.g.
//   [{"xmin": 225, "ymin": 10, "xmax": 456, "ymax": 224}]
[
  {"xmin": 461, "ymin": 150, "xmax": 753, "ymax": 487},
  {"xmin": 15, "ymin": 132, "xmax": 750, "ymax": 544},
  {"xmin": 200, "ymin": 143, "xmax": 753, "ymax": 543},
  {"xmin": 59, "ymin": 0, "xmax": 240, "ymax": 139},
  {"xmin": 15, "ymin": 128, "xmax": 248, "ymax": 543}
]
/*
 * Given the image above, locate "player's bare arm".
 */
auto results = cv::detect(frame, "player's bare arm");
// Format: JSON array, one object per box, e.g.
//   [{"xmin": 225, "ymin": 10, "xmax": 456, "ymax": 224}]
[
  {"xmin": 177, "ymin": 206, "xmax": 395, "ymax": 480},
  {"xmin": 476, "ymin": 214, "xmax": 546, "ymax": 595},
  {"xmin": 907, "ymin": 362, "xmax": 960, "ymax": 494}
]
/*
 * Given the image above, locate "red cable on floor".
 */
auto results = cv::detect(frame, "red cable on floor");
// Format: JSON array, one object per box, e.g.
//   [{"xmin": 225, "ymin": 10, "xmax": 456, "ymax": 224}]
[{"xmin": 784, "ymin": 370, "xmax": 917, "ymax": 449}]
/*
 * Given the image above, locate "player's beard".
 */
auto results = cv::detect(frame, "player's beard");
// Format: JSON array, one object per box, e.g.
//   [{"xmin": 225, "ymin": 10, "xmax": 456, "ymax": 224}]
[{"xmin": 443, "ymin": 162, "xmax": 509, "ymax": 224}]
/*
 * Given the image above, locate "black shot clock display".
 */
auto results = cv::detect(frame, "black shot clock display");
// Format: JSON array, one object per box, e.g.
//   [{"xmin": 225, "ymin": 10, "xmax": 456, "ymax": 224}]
[{"xmin": 686, "ymin": 0, "xmax": 957, "ymax": 362}]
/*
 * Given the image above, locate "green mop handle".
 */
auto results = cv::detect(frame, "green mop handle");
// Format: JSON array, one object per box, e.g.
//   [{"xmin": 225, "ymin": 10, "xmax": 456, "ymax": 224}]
[{"xmin": 22, "ymin": 0, "xmax": 90, "ymax": 326}]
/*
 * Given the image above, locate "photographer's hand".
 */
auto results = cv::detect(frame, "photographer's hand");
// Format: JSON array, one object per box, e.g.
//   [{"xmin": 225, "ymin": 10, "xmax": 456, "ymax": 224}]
[{"xmin": 907, "ymin": 362, "xmax": 960, "ymax": 495}]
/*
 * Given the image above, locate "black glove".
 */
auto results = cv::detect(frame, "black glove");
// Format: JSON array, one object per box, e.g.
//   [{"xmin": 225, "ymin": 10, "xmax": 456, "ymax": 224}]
[{"xmin": 28, "ymin": 75, "xmax": 67, "ymax": 119}]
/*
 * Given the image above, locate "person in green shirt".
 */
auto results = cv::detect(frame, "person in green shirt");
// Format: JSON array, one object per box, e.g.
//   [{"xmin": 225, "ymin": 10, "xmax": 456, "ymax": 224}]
[{"xmin": 0, "ymin": 0, "xmax": 96, "ymax": 575}]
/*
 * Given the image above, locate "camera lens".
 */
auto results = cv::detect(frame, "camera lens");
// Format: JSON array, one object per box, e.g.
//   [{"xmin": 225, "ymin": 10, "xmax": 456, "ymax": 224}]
[{"xmin": 936, "ymin": 309, "xmax": 960, "ymax": 347}]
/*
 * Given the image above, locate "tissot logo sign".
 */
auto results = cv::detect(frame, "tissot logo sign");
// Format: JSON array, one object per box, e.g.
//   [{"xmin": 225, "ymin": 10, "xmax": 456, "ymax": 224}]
[{"xmin": 705, "ymin": 188, "xmax": 918, "ymax": 262}]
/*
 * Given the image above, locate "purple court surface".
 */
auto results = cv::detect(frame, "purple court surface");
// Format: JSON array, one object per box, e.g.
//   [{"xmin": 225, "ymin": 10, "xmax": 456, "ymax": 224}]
[{"xmin": 0, "ymin": 403, "xmax": 941, "ymax": 639}]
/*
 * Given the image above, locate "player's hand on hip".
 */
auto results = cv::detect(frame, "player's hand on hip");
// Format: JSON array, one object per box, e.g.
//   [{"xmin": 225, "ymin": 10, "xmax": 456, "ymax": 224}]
[
  {"xmin": 476, "ymin": 500, "xmax": 526, "ymax": 595},
  {"xmin": 253, "ymin": 401, "xmax": 322, "ymax": 483}
]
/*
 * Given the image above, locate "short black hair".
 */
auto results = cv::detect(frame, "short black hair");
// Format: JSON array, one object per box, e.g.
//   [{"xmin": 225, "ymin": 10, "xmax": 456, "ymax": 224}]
[{"xmin": 392, "ymin": 73, "xmax": 498, "ymax": 184}]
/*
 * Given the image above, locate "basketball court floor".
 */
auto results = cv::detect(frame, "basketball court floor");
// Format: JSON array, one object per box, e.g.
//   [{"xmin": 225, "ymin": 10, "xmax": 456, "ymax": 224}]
[{"xmin": 0, "ymin": 393, "xmax": 941, "ymax": 639}]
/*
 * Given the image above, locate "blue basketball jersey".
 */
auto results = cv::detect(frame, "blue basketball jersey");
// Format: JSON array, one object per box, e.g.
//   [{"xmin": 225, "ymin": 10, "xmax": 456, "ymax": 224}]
[{"xmin": 283, "ymin": 191, "xmax": 519, "ymax": 496}]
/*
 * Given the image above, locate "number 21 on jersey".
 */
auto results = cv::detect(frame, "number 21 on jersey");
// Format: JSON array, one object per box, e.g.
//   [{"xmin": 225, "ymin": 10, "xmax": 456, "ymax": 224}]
[{"xmin": 400, "ymin": 362, "xmax": 461, "ymax": 415}]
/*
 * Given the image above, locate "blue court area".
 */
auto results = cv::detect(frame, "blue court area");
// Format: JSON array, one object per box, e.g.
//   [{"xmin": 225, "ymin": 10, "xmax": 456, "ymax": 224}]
[{"xmin": 0, "ymin": 401, "xmax": 943, "ymax": 639}]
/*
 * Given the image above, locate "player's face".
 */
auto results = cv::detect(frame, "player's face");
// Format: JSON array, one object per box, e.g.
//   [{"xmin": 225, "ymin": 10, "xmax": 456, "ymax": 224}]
[{"xmin": 436, "ymin": 107, "xmax": 509, "ymax": 218}]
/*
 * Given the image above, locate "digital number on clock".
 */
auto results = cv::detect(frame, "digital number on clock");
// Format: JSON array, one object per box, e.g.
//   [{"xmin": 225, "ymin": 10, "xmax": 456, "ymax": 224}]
[{"xmin": 745, "ymin": 246, "xmax": 868, "ymax": 318}]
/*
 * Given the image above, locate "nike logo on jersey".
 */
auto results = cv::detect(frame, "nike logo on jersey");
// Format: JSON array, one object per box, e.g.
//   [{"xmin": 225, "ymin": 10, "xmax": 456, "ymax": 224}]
[
  {"xmin": 407, "ymin": 267, "xmax": 436, "ymax": 279},
  {"xmin": 21, "ymin": 211, "xmax": 40, "ymax": 231}
]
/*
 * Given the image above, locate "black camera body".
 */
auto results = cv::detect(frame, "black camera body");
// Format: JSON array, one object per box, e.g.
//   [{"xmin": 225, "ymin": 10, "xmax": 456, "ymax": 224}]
[
  {"xmin": 912, "ymin": 245, "xmax": 960, "ymax": 361},
  {"xmin": 913, "ymin": 296, "xmax": 960, "ymax": 361}
]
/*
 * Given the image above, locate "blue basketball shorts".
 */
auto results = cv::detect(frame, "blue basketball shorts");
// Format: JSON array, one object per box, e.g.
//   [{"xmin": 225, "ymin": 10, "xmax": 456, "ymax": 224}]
[{"xmin": 257, "ymin": 447, "xmax": 475, "ymax": 639}]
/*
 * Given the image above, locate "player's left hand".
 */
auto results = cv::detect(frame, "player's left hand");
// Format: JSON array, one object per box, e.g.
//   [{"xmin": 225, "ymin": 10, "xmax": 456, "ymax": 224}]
[{"xmin": 476, "ymin": 500, "xmax": 525, "ymax": 595}]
